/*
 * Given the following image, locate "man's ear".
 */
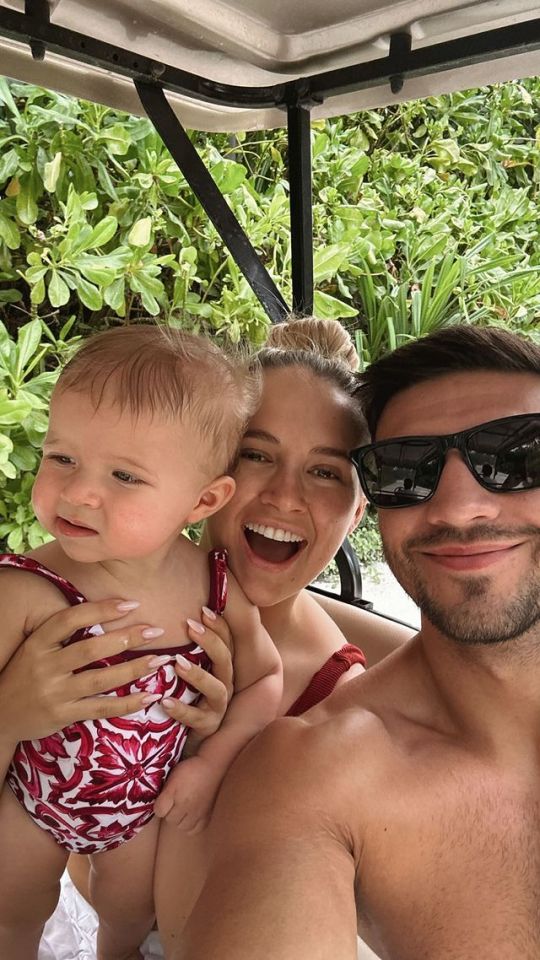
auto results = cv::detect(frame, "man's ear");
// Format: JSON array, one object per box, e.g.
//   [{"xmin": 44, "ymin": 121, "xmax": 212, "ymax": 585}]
[
  {"xmin": 347, "ymin": 495, "xmax": 367, "ymax": 537},
  {"xmin": 187, "ymin": 475, "xmax": 236, "ymax": 524}
]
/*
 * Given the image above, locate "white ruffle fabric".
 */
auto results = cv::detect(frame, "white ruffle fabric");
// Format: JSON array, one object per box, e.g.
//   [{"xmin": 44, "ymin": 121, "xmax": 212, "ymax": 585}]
[{"xmin": 38, "ymin": 871, "xmax": 164, "ymax": 960}]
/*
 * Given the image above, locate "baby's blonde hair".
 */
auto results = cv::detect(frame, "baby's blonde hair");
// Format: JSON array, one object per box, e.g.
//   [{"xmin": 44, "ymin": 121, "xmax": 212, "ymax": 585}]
[{"xmin": 56, "ymin": 325, "xmax": 260, "ymax": 473}]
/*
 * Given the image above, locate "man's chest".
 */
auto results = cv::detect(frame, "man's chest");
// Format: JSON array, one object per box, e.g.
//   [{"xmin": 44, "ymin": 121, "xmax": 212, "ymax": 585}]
[{"xmin": 356, "ymin": 767, "xmax": 540, "ymax": 959}]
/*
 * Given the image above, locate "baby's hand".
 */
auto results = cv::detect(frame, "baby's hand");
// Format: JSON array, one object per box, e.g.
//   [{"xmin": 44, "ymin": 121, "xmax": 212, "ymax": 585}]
[{"xmin": 154, "ymin": 755, "xmax": 221, "ymax": 833}]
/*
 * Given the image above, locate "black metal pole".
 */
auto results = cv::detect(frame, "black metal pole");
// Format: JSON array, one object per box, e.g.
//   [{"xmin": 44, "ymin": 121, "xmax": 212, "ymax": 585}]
[
  {"xmin": 287, "ymin": 103, "xmax": 313, "ymax": 316},
  {"xmin": 135, "ymin": 80, "xmax": 290, "ymax": 324}
]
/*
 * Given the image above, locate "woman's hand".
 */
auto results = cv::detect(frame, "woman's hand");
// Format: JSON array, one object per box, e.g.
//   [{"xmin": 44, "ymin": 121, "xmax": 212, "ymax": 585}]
[
  {"xmin": 160, "ymin": 608, "xmax": 234, "ymax": 750},
  {"xmin": 0, "ymin": 599, "xmax": 170, "ymax": 749}
]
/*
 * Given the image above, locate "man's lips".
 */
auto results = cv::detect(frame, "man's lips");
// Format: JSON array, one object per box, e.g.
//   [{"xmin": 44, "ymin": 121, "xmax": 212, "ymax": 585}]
[
  {"xmin": 56, "ymin": 516, "xmax": 98, "ymax": 537},
  {"xmin": 420, "ymin": 542, "xmax": 522, "ymax": 571}
]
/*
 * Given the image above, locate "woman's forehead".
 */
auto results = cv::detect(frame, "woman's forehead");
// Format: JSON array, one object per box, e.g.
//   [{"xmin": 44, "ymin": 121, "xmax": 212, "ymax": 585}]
[{"xmin": 250, "ymin": 366, "xmax": 359, "ymax": 444}]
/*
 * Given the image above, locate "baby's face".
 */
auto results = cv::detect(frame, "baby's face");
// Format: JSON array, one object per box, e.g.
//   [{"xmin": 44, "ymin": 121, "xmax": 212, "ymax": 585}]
[{"xmin": 33, "ymin": 388, "xmax": 216, "ymax": 562}]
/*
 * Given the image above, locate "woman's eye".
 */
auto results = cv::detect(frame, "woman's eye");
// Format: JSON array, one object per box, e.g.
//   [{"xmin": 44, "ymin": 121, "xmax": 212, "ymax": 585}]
[
  {"xmin": 113, "ymin": 470, "xmax": 142, "ymax": 485},
  {"xmin": 240, "ymin": 449, "xmax": 268, "ymax": 464}
]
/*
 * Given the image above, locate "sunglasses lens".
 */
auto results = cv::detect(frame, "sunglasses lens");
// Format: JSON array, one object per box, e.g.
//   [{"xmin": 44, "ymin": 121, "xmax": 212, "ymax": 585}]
[
  {"xmin": 359, "ymin": 439, "xmax": 440, "ymax": 506},
  {"xmin": 467, "ymin": 416, "xmax": 540, "ymax": 490}
]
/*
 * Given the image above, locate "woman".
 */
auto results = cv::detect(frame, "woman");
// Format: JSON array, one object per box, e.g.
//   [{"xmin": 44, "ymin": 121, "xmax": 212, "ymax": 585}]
[
  {"xmin": 152, "ymin": 317, "xmax": 413, "ymax": 955},
  {"xmin": 1, "ymin": 318, "xmax": 413, "ymax": 958}
]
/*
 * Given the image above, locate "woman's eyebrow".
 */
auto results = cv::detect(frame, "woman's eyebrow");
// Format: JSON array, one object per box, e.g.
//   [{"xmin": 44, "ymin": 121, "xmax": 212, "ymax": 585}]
[{"xmin": 243, "ymin": 429, "xmax": 279, "ymax": 444}]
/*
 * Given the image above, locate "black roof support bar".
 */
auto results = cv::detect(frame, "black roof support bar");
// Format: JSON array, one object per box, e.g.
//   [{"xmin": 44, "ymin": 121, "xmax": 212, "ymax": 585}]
[
  {"xmin": 135, "ymin": 81, "xmax": 289, "ymax": 325},
  {"xmin": 287, "ymin": 101, "xmax": 313, "ymax": 316},
  {"xmin": 1, "ymin": 9, "xmax": 540, "ymax": 111}
]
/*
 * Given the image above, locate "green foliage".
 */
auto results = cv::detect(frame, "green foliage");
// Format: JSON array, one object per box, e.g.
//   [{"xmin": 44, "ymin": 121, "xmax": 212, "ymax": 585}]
[
  {"xmin": 1, "ymin": 77, "xmax": 540, "ymax": 552},
  {"xmin": 0, "ymin": 314, "xmax": 78, "ymax": 551}
]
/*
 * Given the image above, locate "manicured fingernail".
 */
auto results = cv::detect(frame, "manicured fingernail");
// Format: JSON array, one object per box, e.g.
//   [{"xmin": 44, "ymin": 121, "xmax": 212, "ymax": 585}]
[
  {"xmin": 117, "ymin": 600, "xmax": 141, "ymax": 611},
  {"xmin": 148, "ymin": 655, "xmax": 171, "ymax": 668},
  {"xmin": 161, "ymin": 698, "xmax": 175, "ymax": 709},
  {"xmin": 142, "ymin": 693, "xmax": 161, "ymax": 705},
  {"xmin": 176, "ymin": 654, "xmax": 192, "ymax": 670},
  {"xmin": 141, "ymin": 627, "xmax": 165, "ymax": 639},
  {"xmin": 202, "ymin": 606, "xmax": 217, "ymax": 621},
  {"xmin": 186, "ymin": 619, "xmax": 205, "ymax": 635}
]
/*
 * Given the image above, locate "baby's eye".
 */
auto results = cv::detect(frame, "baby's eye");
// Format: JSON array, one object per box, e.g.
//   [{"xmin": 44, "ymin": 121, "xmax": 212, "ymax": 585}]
[
  {"xmin": 47, "ymin": 454, "xmax": 74, "ymax": 465},
  {"xmin": 113, "ymin": 470, "xmax": 143, "ymax": 485}
]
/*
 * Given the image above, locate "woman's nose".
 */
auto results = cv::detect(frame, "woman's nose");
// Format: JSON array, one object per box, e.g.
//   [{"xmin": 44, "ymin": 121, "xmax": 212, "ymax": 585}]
[{"xmin": 259, "ymin": 469, "xmax": 306, "ymax": 513}]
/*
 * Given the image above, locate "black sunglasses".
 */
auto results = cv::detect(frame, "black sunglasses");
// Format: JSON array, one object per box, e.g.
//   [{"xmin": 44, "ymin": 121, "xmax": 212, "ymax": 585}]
[{"xmin": 351, "ymin": 413, "xmax": 540, "ymax": 509}]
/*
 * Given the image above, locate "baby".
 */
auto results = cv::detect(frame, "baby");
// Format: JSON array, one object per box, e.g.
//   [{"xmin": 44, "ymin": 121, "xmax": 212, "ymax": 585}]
[{"xmin": 0, "ymin": 324, "xmax": 282, "ymax": 960}]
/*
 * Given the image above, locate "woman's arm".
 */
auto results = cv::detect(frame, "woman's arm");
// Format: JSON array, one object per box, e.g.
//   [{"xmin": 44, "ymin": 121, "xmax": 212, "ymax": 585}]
[
  {"xmin": 0, "ymin": 597, "xmax": 173, "ymax": 777},
  {"xmin": 313, "ymin": 593, "xmax": 414, "ymax": 665}
]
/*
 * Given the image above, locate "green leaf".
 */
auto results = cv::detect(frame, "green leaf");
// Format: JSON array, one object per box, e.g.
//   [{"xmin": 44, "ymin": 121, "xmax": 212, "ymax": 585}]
[
  {"xmin": 0, "ymin": 212, "xmax": 21, "ymax": 250},
  {"xmin": 313, "ymin": 244, "xmax": 349, "ymax": 283},
  {"xmin": 7, "ymin": 526, "xmax": 23, "ymax": 551},
  {"xmin": 313, "ymin": 290, "xmax": 357, "ymax": 320},
  {"xmin": 16, "ymin": 185, "xmax": 38, "ymax": 225},
  {"xmin": 103, "ymin": 276, "xmax": 126, "ymax": 313},
  {"xmin": 0, "ymin": 148, "xmax": 20, "ymax": 184},
  {"xmin": 128, "ymin": 217, "xmax": 152, "ymax": 247},
  {"xmin": 48, "ymin": 271, "xmax": 70, "ymax": 308},
  {"xmin": 43, "ymin": 151, "xmax": 62, "ymax": 192},
  {"xmin": 16, "ymin": 319, "xmax": 43, "ymax": 374},
  {"xmin": 87, "ymin": 216, "xmax": 118, "ymax": 249},
  {"xmin": 0, "ymin": 78, "xmax": 20, "ymax": 117},
  {"xmin": 75, "ymin": 275, "xmax": 103, "ymax": 310},
  {"xmin": 211, "ymin": 160, "xmax": 247, "ymax": 194},
  {"xmin": 0, "ymin": 397, "xmax": 33, "ymax": 425}
]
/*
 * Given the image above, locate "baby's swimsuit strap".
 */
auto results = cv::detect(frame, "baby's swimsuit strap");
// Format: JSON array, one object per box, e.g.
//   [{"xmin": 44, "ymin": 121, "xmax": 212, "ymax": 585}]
[
  {"xmin": 208, "ymin": 548, "xmax": 228, "ymax": 614},
  {"xmin": 0, "ymin": 553, "xmax": 85, "ymax": 605},
  {"xmin": 286, "ymin": 643, "xmax": 367, "ymax": 717}
]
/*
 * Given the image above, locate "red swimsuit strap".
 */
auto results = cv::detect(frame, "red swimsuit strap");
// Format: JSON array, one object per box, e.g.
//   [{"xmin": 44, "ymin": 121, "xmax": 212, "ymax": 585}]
[
  {"xmin": 0, "ymin": 554, "xmax": 85, "ymax": 606},
  {"xmin": 286, "ymin": 643, "xmax": 366, "ymax": 717}
]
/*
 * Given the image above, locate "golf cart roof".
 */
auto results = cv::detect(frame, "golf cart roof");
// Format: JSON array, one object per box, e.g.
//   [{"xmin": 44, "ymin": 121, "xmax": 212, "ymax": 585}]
[{"xmin": 0, "ymin": 0, "xmax": 539, "ymax": 132}]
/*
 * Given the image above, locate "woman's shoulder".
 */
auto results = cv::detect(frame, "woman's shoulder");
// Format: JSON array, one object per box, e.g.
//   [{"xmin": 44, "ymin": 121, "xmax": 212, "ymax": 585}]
[{"xmin": 310, "ymin": 590, "xmax": 415, "ymax": 665}]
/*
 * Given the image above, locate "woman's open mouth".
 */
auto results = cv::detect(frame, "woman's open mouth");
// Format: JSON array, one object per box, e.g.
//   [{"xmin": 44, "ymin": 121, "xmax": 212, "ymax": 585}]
[{"xmin": 243, "ymin": 523, "xmax": 306, "ymax": 565}]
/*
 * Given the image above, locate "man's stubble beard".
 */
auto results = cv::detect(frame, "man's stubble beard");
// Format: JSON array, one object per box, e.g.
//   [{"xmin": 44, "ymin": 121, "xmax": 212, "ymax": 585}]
[{"xmin": 382, "ymin": 526, "xmax": 540, "ymax": 647}]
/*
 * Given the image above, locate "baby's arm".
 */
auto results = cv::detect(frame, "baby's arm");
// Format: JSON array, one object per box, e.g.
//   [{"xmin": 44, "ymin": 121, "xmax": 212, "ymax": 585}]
[
  {"xmin": 0, "ymin": 570, "xmax": 62, "ymax": 786},
  {"xmin": 155, "ymin": 578, "xmax": 282, "ymax": 831}
]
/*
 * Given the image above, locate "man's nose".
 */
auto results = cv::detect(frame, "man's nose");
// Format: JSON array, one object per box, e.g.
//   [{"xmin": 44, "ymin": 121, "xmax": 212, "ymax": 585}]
[{"xmin": 423, "ymin": 449, "xmax": 501, "ymax": 527}]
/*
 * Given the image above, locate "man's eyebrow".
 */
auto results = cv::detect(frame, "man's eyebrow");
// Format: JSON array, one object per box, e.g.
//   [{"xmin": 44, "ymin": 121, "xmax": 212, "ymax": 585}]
[{"xmin": 312, "ymin": 446, "xmax": 351, "ymax": 462}]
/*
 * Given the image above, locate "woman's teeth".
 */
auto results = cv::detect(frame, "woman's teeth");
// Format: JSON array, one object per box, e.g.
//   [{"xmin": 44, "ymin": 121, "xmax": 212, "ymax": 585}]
[{"xmin": 243, "ymin": 523, "xmax": 304, "ymax": 543}]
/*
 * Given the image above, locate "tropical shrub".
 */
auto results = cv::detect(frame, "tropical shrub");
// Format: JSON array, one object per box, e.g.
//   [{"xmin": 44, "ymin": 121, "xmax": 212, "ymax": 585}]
[{"xmin": 1, "ymin": 75, "xmax": 540, "ymax": 551}]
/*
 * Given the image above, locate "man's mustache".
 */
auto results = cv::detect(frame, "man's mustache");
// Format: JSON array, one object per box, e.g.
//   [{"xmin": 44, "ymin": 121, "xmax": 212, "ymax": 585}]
[{"xmin": 405, "ymin": 524, "xmax": 540, "ymax": 551}]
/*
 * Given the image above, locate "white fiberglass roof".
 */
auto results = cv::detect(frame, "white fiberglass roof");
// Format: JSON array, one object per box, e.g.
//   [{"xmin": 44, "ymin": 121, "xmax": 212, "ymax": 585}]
[{"xmin": 0, "ymin": 0, "xmax": 539, "ymax": 130}]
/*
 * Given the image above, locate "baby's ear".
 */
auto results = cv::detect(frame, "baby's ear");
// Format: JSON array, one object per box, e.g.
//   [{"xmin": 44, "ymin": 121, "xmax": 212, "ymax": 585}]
[{"xmin": 187, "ymin": 475, "xmax": 236, "ymax": 523}]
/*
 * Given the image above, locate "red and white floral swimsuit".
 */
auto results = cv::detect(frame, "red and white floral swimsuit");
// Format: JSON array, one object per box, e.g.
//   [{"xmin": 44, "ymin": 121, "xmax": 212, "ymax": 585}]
[{"xmin": 0, "ymin": 550, "xmax": 227, "ymax": 855}]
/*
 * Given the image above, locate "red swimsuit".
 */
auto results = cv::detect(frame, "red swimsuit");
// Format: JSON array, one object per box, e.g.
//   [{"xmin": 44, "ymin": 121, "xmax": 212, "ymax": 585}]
[{"xmin": 1, "ymin": 550, "xmax": 227, "ymax": 855}]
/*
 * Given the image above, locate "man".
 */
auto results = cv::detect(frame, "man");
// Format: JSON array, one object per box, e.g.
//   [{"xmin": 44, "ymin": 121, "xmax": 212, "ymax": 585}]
[{"xmin": 180, "ymin": 325, "xmax": 540, "ymax": 960}]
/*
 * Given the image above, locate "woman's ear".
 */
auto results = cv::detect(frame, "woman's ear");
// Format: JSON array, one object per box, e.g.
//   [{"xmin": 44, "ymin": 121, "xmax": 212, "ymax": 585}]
[
  {"xmin": 187, "ymin": 475, "xmax": 236, "ymax": 523},
  {"xmin": 347, "ymin": 495, "xmax": 367, "ymax": 537}
]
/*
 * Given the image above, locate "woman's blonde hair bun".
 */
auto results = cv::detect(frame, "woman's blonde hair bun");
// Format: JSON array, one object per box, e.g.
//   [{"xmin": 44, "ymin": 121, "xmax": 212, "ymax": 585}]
[{"xmin": 265, "ymin": 316, "xmax": 359, "ymax": 372}]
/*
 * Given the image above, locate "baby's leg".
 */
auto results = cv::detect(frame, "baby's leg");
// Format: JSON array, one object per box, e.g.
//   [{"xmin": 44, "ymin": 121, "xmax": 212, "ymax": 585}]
[
  {"xmin": 0, "ymin": 785, "xmax": 67, "ymax": 960},
  {"xmin": 91, "ymin": 816, "xmax": 159, "ymax": 960}
]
